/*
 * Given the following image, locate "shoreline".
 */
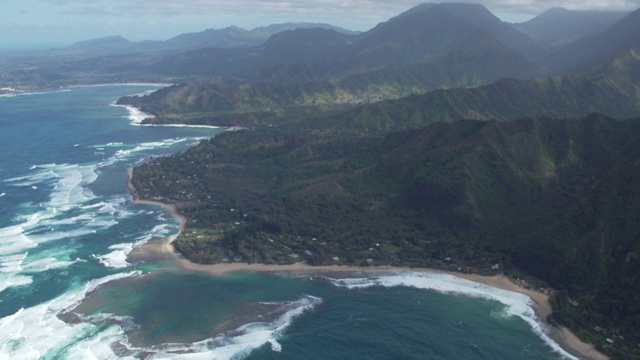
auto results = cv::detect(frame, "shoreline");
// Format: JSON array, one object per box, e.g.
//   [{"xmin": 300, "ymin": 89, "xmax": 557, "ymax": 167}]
[
  {"xmin": 126, "ymin": 168, "xmax": 608, "ymax": 360},
  {"xmin": 116, "ymin": 103, "xmax": 234, "ymax": 130}
]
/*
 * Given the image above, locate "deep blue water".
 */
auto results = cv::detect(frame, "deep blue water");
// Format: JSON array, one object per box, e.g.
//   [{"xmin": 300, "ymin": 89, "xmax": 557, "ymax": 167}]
[{"xmin": 0, "ymin": 86, "xmax": 575, "ymax": 359}]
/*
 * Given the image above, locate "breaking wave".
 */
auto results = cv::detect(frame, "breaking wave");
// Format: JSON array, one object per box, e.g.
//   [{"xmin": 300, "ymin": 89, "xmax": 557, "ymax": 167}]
[{"xmin": 326, "ymin": 272, "xmax": 578, "ymax": 360}]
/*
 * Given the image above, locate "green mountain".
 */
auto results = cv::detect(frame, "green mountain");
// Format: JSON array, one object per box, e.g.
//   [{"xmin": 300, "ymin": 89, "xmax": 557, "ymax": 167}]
[
  {"xmin": 119, "ymin": 37, "xmax": 640, "ymax": 131},
  {"xmin": 117, "ymin": 40, "xmax": 543, "ymax": 124},
  {"xmin": 377, "ymin": 115, "xmax": 640, "ymax": 357},
  {"xmin": 332, "ymin": 73, "xmax": 640, "ymax": 131},
  {"xmin": 131, "ymin": 114, "xmax": 640, "ymax": 357}
]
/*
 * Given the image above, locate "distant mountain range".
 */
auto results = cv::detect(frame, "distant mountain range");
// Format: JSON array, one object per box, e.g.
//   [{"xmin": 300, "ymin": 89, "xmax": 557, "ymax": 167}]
[
  {"xmin": 542, "ymin": 6, "xmax": 640, "ymax": 74},
  {"xmin": 68, "ymin": 22, "xmax": 358, "ymax": 53},
  {"xmin": 515, "ymin": 7, "xmax": 628, "ymax": 47}
]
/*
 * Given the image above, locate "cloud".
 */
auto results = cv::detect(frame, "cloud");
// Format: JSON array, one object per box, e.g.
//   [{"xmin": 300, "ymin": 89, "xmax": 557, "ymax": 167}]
[
  {"xmin": 10, "ymin": 0, "xmax": 638, "ymax": 45},
  {"xmin": 44, "ymin": 0, "xmax": 640, "ymax": 17},
  {"xmin": 50, "ymin": 0, "xmax": 411, "ymax": 16}
]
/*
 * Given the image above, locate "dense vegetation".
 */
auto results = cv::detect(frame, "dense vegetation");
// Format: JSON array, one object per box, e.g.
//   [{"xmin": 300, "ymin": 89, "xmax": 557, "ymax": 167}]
[
  {"xmin": 119, "ymin": 70, "xmax": 640, "ymax": 131},
  {"xmin": 131, "ymin": 114, "xmax": 640, "ymax": 357}
]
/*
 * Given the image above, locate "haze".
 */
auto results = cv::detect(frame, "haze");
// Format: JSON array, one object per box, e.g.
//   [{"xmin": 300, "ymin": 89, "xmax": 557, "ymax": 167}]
[{"xmin": 2, "ymin": 0, "xmax": 639, "ymax": 48}]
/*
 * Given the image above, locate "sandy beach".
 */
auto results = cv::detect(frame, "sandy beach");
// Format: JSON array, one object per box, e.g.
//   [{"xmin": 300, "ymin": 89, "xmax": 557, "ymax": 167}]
[{"xmin": 127, "ymin": 168, "xmax": 609, "ymax": 360}]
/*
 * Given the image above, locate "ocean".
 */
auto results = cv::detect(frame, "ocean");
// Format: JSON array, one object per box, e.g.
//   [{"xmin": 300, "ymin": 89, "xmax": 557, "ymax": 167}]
[{"xmin": 0, "ymin": 85, "xmax": 575, "ymax": 359}]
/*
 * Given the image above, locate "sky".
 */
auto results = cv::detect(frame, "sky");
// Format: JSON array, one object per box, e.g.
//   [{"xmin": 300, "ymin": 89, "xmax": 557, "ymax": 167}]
[{"xmin": 1, "ymin": 0, "xmax": 639, "ymax": 48}]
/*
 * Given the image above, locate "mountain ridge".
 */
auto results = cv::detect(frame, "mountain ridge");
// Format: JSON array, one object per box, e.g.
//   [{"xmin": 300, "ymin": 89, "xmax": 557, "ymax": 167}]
[
  {"xmin": 515, "ymin": 7, "xmax": 629, "ymax": 47},
  {"xmin": 68, "ymin": 22, "xmax": 358, "ymax": 53}
]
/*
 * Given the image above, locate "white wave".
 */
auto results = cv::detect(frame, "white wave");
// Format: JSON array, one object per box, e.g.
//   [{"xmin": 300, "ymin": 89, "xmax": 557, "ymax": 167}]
[
  {"xmin": 46, "ymin": 212, "xmax": 96, "ymax": 226},
  {"xmin": 60, "ymin": 324, "xmax": 134, "ymax": 360},
  {"xmin": 327, "ymin": 272, "xmax": 577, "ymax": 360},
  {"xmin": 78, "ymin": 82, "xmax": 172, "ymax": 89},
  {"xmin": 29, "ymin": 163, "xmax": 57, "ymax": 170},
  {"xmin": 91, "ymin": 142, "xmax": 124, "ymax": 148},
  {"xmin": 0, "ymin": 218, "xmax": 40, "ymax": 256},
  {"xmin": 144, "ymin": 124, "xmax": 221, "ymax": 129},
  {"xmin": 268, "ymin": 339, "xmax": 282, "ymax": 352},
  {"xmin": 113, "ymin": 103, "xmax": 219, "ymax": 130},
  {"xmin": 128, "ymin": 222, "xmax": 170, "ymax": 241},
  {"xmin": 48, "ymin": 164, "xmax": 98, "ymax": 209},
  {"xmin": 1, "ymin": 89, "xmax": 71, "ymax": 99},
  {"xmin": 0, "ymin": 253, "xmax": 28, "ymax": 273},
  {"xmin": 28, "ymin": 228, "xmax": 97, "ymax": 244},
  {"xmin": 0, "ymin": 272, "xmax": 142, "ymax": 359},
  {"xmin": 0, "ymin": 244, "xmax": 34, "ymax": 294},
  {"xmin": 0, "ymin": 274, "xmax": 319, "ymax": 360},
  {"xmin": 5, "ymin": 163, "xmax": 98, "ymax": 211},
  {"xmin": 114, "ymin": 104, "xmax": 151, "ymax": 126},
  {"xmin": 77, "ymin": 197, "xmax": 128, "ymax": 219},
  {"xmin": 0, "ymin": 193, "xmax": 5, "ymax": 197},
  {"xmin": 127, "ymin": 223, "xmax": 175, "ymax": 249},
  {"xmin": 93, "ymin": 243, "xmax": 133, "ymax": 268},
  {"xmin": 1, "ymin": 162, "xmax": 118, "ymax": 249},
  {"xmin": 5, "ymin": 169, "xmax": 57, "ymax": 186},
  {"xmin": 133, "ymin": 234, "xmax": 153, "ymax": 246},
  {"xmin": 98, "ymin": 138, "xmax": 205, "ymax": 167},
  {"xmin": 28, "ymin": 209, "xmax": 119, "ymax": 245},
  {"xmin": 150, "ymin": 224, "xmax": 173, "ymax": 237},
  {"xmin": 0, "ymin": 273, "xmax": 33, "ymax": 293},
  {"xmin": 147, "ymin": 295, "xmax": 322, "ymax": 359},
  {"xmin": 21, "ymin": 257, "xmax": 77, "ymax": 273}
]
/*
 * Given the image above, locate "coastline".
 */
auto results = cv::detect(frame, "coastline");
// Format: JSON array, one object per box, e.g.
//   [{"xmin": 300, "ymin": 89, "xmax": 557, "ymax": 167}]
[{"xmin": 126, "ymin": 168, "xmax": 608, "ymax": 360}]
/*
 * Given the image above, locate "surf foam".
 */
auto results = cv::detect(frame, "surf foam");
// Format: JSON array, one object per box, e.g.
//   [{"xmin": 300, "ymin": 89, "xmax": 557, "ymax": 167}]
[
  {"xmin": 0, "ymin": 271, "xmax": 142, "ymax": 359},
  {"xmin": 327, "ymin": 272, "xmax": 578, "ymax": 360},
  {"xmin": 93, "ymin": 243, "xmax": 133, "ymax": 269},
  {"xmin": 145, "ymin": 295, "xmax": 322, "ymax": 359}
]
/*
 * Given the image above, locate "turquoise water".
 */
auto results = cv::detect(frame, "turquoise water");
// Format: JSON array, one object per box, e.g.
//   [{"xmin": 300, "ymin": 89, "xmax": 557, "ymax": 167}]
[{"xmin": 0, "ymin": 86, "xmax": 574, "ymax": 359}]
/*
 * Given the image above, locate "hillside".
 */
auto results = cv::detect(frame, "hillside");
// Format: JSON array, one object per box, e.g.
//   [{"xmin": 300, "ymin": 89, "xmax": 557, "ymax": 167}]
[
  {"xmin": 119, "ymin": 54, "xmax": 640, "ymax": 131},
  {"xmin": 117, "ymin": 41, "xmax": 542, "ymax": 124},
  {"xmin": 131, "ymin": 114, "xmax": 640, "ymax": 357}
]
